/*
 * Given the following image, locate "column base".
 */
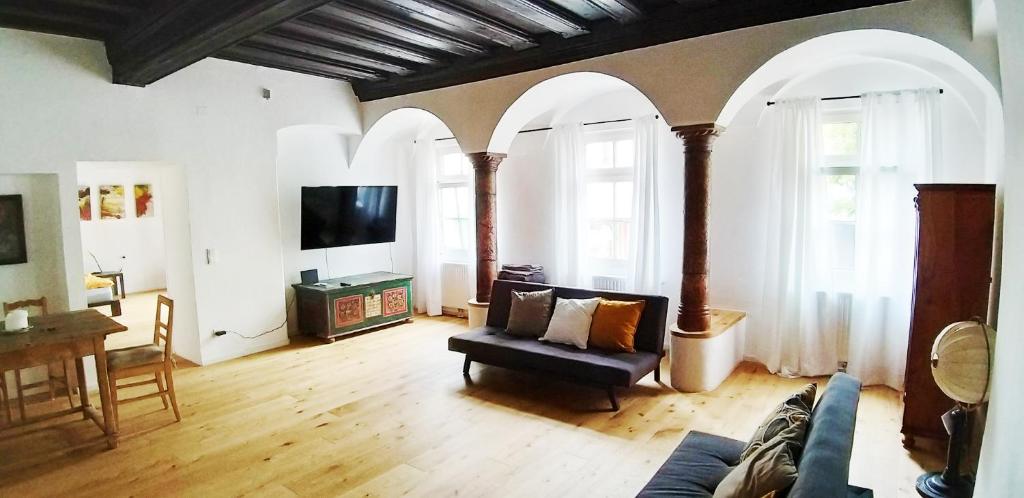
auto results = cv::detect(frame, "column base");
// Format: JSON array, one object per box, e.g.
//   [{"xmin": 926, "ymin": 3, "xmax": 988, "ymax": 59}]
[
  {"xmin": 467, "ymin": 299, "xmax": 489, "ymax": 329},
  {"xmin": 669, "ymin": 309, "xmax": 746, "ymax": 393}
]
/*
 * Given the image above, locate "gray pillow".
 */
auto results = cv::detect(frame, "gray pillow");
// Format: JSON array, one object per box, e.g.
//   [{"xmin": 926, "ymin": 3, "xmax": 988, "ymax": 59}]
[
  {"xmin": 713, "ymin": 423, "xmax": 805, "ymax": 498},
  {"xmin": 740, "ymin": 383, "xmax": 816, "ymax": 461},
  {"xmin": 505, "ymin": 289, "xmax": 554, "ymax": 337}
]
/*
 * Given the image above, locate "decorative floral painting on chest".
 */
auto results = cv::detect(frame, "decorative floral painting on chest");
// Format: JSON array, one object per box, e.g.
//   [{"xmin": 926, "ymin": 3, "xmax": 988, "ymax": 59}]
[
  {"xmin": 383, "ymin": 287, "xmax": 408, "ymax": 317},
  {"xmin": 334, "ymin": 295, "xmax": 364, "ymax": 328}
]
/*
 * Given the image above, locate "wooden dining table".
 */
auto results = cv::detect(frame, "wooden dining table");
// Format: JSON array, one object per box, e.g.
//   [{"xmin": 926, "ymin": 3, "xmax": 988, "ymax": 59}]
[{"xmin": 0, "ymin": 309, "xmax": 127, "ymax": 449}]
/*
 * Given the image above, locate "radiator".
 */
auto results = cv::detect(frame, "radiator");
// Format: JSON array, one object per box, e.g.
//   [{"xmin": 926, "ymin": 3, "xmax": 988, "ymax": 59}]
[
  {"xmin": 441, "ymin": 262, "xmax": 470, "ymax": 312},
  {"xmin": 836, "ymin": 292, "xmax": 853, "ymax": 371},
  {"xmin": 592, "ymin": 275, "xmax": 626, "ymax": 291}
]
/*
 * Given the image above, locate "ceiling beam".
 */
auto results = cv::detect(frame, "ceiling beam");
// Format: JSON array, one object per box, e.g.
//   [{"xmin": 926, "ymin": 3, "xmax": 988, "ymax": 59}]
[
  {"xmin": 489, "ymin": 0, "xmax": 590, "ymax": 38},
  {"xmin": 0, "ymin": 5, "xmax": 117, "ymax": 40},
  {"xmin": 584, "ymin": 0, "xmax": 645, "ymax": 23},
  {"xmin": 315, "ymin": 3, "xmax": 487, "ymax": 56},
  {"xmin": 247, "ymin": 32, "xmax": 416, "ymax": 75},
  {"xmin": 379, "ymin": 0, "xmax": 537, "ymax": 49},
  {"xmin": 219, "ymin": 43, "xmax": 384, "ymax": 80},
  {"xmin": 107, "ymin": 0, "xmax": 334, "ymax": 87},
  {"xmin": 277, "ymin": 18, "xmax": 444, "ymax": 66},
  {"xmin": 353, "ymin": 0, "xmax": 909, "ymax": 101}
]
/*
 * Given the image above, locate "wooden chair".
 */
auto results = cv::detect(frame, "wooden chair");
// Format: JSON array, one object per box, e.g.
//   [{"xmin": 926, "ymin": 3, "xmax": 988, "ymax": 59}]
[
  {"xmin": 2, "ymin": 298, "xmax": 76, "ymax": 422},
  {"xmin": 106, "ymin": 295, "xmax": 181, "ymax": 425}
]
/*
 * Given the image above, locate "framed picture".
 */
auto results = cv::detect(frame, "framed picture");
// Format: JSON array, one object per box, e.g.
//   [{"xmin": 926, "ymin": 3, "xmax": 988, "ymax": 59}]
[
  {"xmin": 0, "ymin": 195, "xmax": 28, "ymax": 265},
  {"xmin": 79, "ymin": 186, "xmax": 92, "ymax": 221},
  {"xmin": 99, "ymin": 185, "xmax": 125, "ymax": 219},
  {"xmin": 134, "ymin": 184, "xmax": 154, "ymax": 217}
]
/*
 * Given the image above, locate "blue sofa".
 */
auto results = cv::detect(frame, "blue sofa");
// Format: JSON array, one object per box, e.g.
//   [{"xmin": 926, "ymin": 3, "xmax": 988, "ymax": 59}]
[{"xmin": 637, "ymin": 373, "xmax": 871, "ymax": 497}]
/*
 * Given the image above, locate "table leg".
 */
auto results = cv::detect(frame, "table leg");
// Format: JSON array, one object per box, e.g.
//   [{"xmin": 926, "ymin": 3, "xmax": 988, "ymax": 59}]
[
  {"xmin": 92, "ymin": 337, "xmax": 118, "ymax": 449},
  {"xmin": 75, "ymin": 357, "xmax": 91, "ymax": 419}
]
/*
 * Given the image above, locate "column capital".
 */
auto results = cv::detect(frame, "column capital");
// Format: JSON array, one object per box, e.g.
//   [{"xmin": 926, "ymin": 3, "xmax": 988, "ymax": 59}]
[
  {"xmin": 671, "ymin": 123, "xmax": 724, "ymax": 144},
  {"xmin": 466, "ymin": 152, "xmax": 507, "ymax": 172}
]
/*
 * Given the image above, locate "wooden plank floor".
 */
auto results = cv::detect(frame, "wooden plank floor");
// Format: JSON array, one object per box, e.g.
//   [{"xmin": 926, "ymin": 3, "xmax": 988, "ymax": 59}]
[{"xmin": 0, "ymin": 315, "xmax": 943, "ymax": 497}]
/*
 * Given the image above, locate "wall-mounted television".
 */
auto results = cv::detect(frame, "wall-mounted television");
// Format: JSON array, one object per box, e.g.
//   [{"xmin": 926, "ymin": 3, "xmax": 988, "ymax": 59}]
[{"xmin": 301, "ymin": 186, "xmax": 397, "ymax": 250}]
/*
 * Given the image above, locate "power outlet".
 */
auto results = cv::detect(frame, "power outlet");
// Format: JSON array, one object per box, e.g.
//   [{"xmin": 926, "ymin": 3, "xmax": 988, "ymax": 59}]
[{"xmin": 214, "ymin": 330, "xmax": 227, "ymax": 337}]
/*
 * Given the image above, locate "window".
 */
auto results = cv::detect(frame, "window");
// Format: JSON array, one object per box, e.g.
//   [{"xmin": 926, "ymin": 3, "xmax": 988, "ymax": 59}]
[
  {"xmin": 436, "ymin": 148, "xmax": 473, "ymax": 262},
  {"xmin": 820, "ymin": 108, "xmax": 861, "ymax": 285},
  {"xmin": 583, "ymin": 128, "xmax": 635, "ymax": 275}
]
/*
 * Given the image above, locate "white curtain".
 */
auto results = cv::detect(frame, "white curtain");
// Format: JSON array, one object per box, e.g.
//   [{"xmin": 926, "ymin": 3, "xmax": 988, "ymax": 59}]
[
  {"xmin": 627, "ymin": 114, "xmax": 661, "ymax": 293},
  {"xmin": 413, "ymin": 139, "xmax": 443, "ymax": 316},
  {"xmin": 756, "ymin": 98, "xmax": 841, "ymax": 378},
  {"xmin": 847, "ymin": 89, "xmax": 941, "ymax": 389},
  {"xmin": 552, "ymin": 122, "xmax": 588, "ymax": 287}
]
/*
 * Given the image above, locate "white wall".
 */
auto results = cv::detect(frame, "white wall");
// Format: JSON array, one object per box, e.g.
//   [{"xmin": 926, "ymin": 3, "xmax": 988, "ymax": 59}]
[
  {"xmin": 0, "ymin": 28, "xmax": 360, "ymax": 365},
  {"xmin": 976, "ymin": 0, "xmax": 1024, "ymax": 493},
  {"xmin": 276, "ymin": 126, "xmax": 415, "ymax": 335},
  {"xmin": 0, "ymin": 174, "xmax": 66, "ymax": 311},
  {"xmin": 78, "ymin": 162, "xmax": 168, "ymax": 293}
]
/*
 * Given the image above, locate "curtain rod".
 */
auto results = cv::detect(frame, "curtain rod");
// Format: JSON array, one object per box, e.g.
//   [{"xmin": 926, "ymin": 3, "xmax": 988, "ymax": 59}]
[
  {"xmin": 433, "ymin": 115, "xmax": 659, "ymax": 142},
  {"xmin": 766, "ymin": 88, "xmax": 943, "ymax": 106}
]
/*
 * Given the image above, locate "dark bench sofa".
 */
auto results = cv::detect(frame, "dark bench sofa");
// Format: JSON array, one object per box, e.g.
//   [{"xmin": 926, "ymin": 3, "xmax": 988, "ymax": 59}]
[
  {"xmin": 448, "ymin": 280, "xmax": 669, "ymax": 411},
  {"xmin": 637, "ymin": 373, "xmax": 870, "ymax": 497}
]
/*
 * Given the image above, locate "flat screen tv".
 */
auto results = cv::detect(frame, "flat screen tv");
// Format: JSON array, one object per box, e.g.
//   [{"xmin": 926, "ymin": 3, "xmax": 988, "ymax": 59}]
[{"xmin": 301, "ymin": 186, "xmax": 398, "ymax": 250}]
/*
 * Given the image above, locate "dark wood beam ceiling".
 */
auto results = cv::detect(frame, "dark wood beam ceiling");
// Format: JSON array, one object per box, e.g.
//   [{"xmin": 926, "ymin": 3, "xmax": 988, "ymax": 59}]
[
  {"xmin": 107, "ymin": 0, "xmax": 335, "ymax": 86},
  {"xmin": 0, "ymin": 0, "xmax": 910, "ymax": 101}
]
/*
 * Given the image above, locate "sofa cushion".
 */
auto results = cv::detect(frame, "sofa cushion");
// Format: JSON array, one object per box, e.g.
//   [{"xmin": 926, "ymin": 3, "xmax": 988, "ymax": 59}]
[
  {"xmin": 637, "ymin": 431, "xmax": 745, "ymax": 497},
  {"xmin": 506, "ymin": 289, "xmax": 554, "ymax": 337},
  {"xmin": 449, "ymin": 326, "xmax": 659, "ymax": 387},
  {"xmin": 715, "ymin": 419, "xmax": 807, "ymax": 498},
  {"xmin": 741, "ymin": 383, "xmax": 816, "ymax": 461},
  {"xmin": 540, "ymin": 297, "xmax": 601, "ymax": 349},
  {"xmin": 588, "ymin": 299, "xmax": 646, "ymax": 353}
]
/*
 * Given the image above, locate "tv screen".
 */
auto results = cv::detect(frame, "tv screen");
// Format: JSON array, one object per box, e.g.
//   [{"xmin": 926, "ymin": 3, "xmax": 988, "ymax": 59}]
[{"xmin": 301, "ymin": 186, "xmax": 398, "ymax": 250}]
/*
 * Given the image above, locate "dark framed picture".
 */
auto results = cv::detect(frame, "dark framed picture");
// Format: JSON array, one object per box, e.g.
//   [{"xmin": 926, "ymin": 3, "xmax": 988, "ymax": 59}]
[{"xmin": 0, "ymin": 195, "xmax": 28, "ymax": 265}]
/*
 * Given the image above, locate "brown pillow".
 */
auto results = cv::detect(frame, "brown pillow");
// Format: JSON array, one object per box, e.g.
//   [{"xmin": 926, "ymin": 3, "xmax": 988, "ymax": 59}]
[
  {"xmin": 505, "ymin": 289, "xmax": 554, "ymax": 337},
  {"xmin": 740, "ymin": 384, "xmax": 816, "ymax": 461},
  {"xmin": 713, "ymin": 421, "xmax": 806, "ymax": 498},
  {"xmin": 588, "ymin": 299, "xmax": 645, "ymax": 353}
]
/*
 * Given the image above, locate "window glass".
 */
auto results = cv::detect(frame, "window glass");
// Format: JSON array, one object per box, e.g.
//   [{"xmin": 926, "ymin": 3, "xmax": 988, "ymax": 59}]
[
  {"xmin": 824, "ymin": 174, "xmax": 857, "ymax": 221},
  {"xmin": 823, "ymin": 121, "xmax": 860, "ymax": 158},
  {"xmin": 436, "ymin": 149, "xmax": 473, "ymax": 261},
  {"xmin": 582, "ymin": 128, "xmax": 635, "ymax": 271}
]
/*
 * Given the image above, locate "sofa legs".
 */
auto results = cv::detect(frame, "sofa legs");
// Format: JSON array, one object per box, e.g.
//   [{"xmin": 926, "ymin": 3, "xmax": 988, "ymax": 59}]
[
  {"xmin": 607, "ymin": 386, "xmax": 619, "ymax": 411},
  {"xmin": 654, "ymin": 367, "xmax": 661, "ymax": 383},
  {"xmin": 463, "ymin": 356, "xmax": 472, "ymax": 377}
]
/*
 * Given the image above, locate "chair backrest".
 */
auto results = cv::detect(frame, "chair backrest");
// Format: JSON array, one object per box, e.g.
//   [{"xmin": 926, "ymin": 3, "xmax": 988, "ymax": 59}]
[
  {"xmin": 486, "ymin": 280, "xmax": 669, "ymax": 356},
  {"xmin": 154, "ymin": 295, "xmax": 174, "ymax": 361},
  {"xmin": 3, "ymin": 297, "xmax": 48, "ymax": 317}
]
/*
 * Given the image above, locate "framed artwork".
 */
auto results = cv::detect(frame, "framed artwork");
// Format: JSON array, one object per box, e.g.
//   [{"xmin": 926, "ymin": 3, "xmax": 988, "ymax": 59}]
[
  {"xmin": 134, "ymin": 184, "xmax": 154, "ymax": 217},
  {"xmin": 334, "ymin": 295, "xmax": 364, "ymax": 328},
  {"xmin": 0, "ymin": 195, "xmax": 27, "ymax": 265},
  {"xmin": 78, "ymin": 186, "xmax": 92, "ymax": 221},
  {"xmin": 99, "ymin": 185, "xmax": 125, "ymax": 219}
]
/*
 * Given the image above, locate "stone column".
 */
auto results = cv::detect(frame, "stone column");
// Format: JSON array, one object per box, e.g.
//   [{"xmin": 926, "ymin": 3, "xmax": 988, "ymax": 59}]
[
  {"xmin": 671, "ymin": 123, "xmax": 723, "ymax": 332},
  {"xmin": 467, "ymin": 152, "xmax": 506, "ymax": 303}
]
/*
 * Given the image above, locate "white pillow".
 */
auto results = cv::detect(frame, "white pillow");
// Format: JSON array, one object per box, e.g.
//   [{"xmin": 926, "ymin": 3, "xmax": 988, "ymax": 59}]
[{"xmin": 540, "ymin": 297, "xmax": 601, "ymax": 349}]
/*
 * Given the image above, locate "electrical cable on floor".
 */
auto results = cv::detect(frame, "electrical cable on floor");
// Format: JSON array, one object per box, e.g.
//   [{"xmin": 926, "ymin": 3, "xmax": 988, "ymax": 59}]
[{"xmin": 220, "ymin": 295, "xmax": 296, "ymax": 340}]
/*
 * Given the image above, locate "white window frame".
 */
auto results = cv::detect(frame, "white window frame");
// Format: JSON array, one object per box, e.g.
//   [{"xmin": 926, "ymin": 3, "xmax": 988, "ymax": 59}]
[
  {"xmin": 820, "ymin": 106, "xmax": 862, "ymax": 288},
  {"xmin": 435, "ymin": 145, "xmax": 473, "ymax": 263},
  {"xmin": 582, "ymin": 125, "xmax": 635, "ymax": 276}
]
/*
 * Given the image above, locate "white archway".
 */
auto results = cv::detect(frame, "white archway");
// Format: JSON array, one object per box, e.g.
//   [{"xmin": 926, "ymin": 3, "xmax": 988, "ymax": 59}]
[{"xmin": 486, "ymin": 72, "xmax": 667, "ymax": 154}]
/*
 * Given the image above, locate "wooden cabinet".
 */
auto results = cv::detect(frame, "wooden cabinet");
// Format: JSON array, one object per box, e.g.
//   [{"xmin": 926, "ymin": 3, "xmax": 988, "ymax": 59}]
[
  {"xmin": 902, "ymin": 184, "xmax": 994, "ymax": 447},
  {"xmin": 293, "ymin": 272, "xmax": 413, "ymax": 343}
]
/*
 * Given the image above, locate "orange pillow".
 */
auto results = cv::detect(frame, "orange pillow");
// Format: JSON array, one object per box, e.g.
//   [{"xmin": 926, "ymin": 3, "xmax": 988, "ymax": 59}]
[{"xmin": 588, "ymin": 299, "xmax": 646, "ymax": 353}]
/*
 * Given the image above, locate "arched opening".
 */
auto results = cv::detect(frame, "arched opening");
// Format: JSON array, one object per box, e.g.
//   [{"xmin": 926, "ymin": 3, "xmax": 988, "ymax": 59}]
[
  {"xmin": 485, "ymin": 72, "xmax": 679, "ymax": 307},
  {"xmin": 708, "ymin": 29, "xmax": 1004, "ymax": 395}
]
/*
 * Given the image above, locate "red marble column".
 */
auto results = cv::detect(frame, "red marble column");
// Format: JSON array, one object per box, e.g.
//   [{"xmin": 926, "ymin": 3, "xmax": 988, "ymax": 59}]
[
  {"xmin": 467, "ymin": 152, "xmax": 506, "ymax": 303},
  {"xmin": 672, "ymin": 123, "xmax": 723, "ymax": 332}
]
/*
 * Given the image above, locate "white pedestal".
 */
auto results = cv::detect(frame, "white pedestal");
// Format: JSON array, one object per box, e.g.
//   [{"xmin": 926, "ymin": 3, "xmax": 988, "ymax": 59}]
[
  {"xmin": 467, "ymin": 299, "xmax": 489, "ymax": 329},
  {"xmin": 670, "ymin": 310, "xmax": 747, "ymax": 393}
]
